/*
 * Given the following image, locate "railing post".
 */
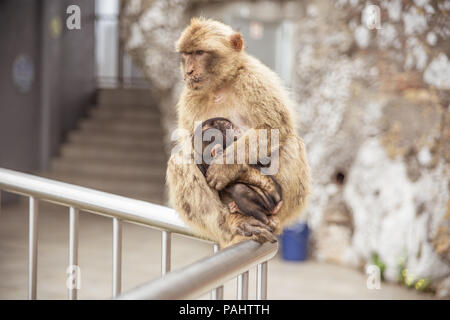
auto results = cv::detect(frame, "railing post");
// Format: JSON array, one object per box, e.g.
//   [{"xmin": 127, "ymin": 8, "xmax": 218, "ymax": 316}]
[
  {"xmin": 117, "ymin": 3, "xmax": 124, "ymax": 89},
  {"xmin": 68, "ymin": 207, "xmax": 79, "ymax": 300},
  {"xmin": 210, "ymin": 243, "xmax": 224, "ymax": 300},
  {"xmin": 28, "ymin": 196, "xmax": 39, "ymax": 300},
  {"xmin": 256, "ymin": 262, "xmax": 268, "ymax": 300},
  {"xmin": 237, "ymin": 271, "xmax": 249, "ymax": 300},
  {"xmin": 161, "ymin": 230, "xmax": 171, "ymax": 275},
  {"xmin": 112, "ymin": 218, "xmax": 122, "ymax": 297}
]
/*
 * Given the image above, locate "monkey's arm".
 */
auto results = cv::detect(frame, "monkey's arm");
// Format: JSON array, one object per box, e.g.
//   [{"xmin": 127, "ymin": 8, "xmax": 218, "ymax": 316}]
[
  {"xmin": 206, "ymin": 127, "xmax": 282, "ymax": 191},
  {"xmin": 233, "ymin": 166, "xmax": 281, "ymax": 204}
]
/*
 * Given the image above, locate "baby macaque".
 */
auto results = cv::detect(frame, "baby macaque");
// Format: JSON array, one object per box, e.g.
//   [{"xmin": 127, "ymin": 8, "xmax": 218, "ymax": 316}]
[{"xmin": 193, "ymin": 117, "xmax": 283, "ymax": 224}]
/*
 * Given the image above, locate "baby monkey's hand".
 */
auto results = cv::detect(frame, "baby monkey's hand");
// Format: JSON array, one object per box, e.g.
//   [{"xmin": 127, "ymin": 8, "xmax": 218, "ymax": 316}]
[{"xmin": 206, "ymin": 160, "xmax": 242, "ymax": 191}]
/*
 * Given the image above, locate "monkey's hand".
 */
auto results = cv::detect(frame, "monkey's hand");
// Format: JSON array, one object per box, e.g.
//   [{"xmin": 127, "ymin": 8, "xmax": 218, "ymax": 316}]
[
  {"xmin": 227, "ymin": 183, "xmax": 281, "ymax": 225},
  {"xmin": 206, "ymin": 161, "xmax": 243, "ymax": 191},
  {"xmin": 229, "ymin": 215, "xmax": 278, "ymax": 244}
]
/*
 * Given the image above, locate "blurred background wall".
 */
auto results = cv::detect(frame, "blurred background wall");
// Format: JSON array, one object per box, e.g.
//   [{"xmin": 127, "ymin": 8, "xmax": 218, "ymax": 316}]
[{"xmin": 0, "ymin": 0, "xmax": 95, "ymax": 204}]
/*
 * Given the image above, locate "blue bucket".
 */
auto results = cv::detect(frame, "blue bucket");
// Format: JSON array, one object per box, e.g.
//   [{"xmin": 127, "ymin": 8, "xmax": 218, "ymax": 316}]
[{"xmin": 281, "ymin": 222, "xmax": 309, "ymax": 261}]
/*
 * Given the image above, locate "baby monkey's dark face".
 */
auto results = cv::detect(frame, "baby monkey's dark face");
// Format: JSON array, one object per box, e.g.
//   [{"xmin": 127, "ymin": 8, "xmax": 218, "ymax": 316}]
[{"xmin": 193, "ymin": 117, "xmax": 241, "ymax": 176}]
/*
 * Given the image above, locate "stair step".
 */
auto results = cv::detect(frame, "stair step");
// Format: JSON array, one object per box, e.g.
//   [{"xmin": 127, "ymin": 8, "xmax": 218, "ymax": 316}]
[
  {"xmin": 80, "ymin": 117, "xmax": 163, "ymax": 130},
  {"xmin": 68, "ymin": 130, "xmax": 165, "ymax": 149},
  {"xmin": 89, "ymin": 107, "xmax": 161, "ymax": 121},
  {"xmin": 60, "ymin": 144, "xmax": 167, "ymax": 162},
  {"xmin": 53, "ymin": 155, "xmax": 166, "ymax": 167},
  {"xmin": 97, "ymin": 88, "xmax": 154, "ymax": 107},
  {"xmin": 78, "ymin": 119, "xmax": 164, "ymax": 136},
  {"xmin": 52, "ymin": 159, "xmax": 166, "ymax": 181},
  {"xmin": 95, "ymin": 103, "xmax": 159, "ymax": 114},
  {"xmin": 69, "ymin": 128, "xmax": 165, "ymax": 141},
  {"xmin": 46, "ymin": 89, "xmax": 169, "ymax": 204}
]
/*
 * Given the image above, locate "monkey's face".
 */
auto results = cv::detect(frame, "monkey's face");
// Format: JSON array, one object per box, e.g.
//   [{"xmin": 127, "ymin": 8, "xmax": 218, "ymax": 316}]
[
  {"xmin": 176, "ymin": 18, "xmax": 245, "ymax": 91},
  {"xmin": 180, "ymin": 50, "xmax": 214, "ymax": 90}
]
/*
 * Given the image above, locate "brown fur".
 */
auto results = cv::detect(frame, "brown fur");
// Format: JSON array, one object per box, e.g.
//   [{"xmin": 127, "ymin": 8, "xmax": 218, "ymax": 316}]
[{"xmin": 166, "ymin": 18, "xmax": 310, "ymax": 247}]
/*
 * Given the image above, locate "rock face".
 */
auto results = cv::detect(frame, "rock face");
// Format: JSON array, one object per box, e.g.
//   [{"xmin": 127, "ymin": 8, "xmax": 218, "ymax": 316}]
[
  {"xmin": 292, "ymin": 0, "xmax": 449, "ymax": 296},
  {"xmin": 120, "ymin": 0, "xmax": 449, "ymax": 295}
]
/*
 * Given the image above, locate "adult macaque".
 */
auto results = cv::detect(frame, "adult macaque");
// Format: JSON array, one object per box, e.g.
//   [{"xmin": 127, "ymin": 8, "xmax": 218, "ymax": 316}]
[
  {"xmin": 193, "ymin": 117, "xmax": 283, "ymax": 226},
  {"xmin": 166, "ymin": 18, "xmax": 310, "ymax": 247}
]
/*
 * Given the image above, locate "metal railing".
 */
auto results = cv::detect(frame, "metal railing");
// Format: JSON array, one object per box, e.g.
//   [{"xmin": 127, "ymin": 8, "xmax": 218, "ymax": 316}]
[
  {"xmin": 118, "ymin": 241, "xmax": 276, "ymax": 300},
  {"xmin": 0, "ymin": 168, "xmax": 277, "ymax": 300}
]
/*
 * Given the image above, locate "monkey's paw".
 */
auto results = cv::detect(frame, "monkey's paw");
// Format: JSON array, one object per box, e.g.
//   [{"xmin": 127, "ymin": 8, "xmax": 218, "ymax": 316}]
[
  {"xmin": 267, "ymin": 216, "xmax": 281, "ymax": 235},
  {"xmin": 235, "ymin": 218, "xmax": 277, "ymax": 243},
  {"xmin": 206, "ymin": 163, "xmax": 237, "ymax": 191}
]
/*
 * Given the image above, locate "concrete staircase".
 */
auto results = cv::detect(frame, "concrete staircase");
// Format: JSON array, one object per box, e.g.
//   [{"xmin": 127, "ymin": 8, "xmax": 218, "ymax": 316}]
[{"xmin": 45, "ymin": 88, "xmax": 167, "ymax": 204}]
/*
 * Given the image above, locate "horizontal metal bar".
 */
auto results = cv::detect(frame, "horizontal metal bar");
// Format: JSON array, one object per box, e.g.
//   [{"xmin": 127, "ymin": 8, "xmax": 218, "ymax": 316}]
[
  {"xmin": 117, "ymin": 240, "xmax": 278, "ymax": 300},
  {"xmin": 0, "ymin": 168, "xmax": 209, "ymax": 242}
]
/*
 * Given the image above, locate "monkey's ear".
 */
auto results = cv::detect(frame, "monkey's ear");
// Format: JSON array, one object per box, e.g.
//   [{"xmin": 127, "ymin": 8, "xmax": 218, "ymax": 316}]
[{"xmin": 230, "ymin": 33, "xmax": 244, "ymax": 52}]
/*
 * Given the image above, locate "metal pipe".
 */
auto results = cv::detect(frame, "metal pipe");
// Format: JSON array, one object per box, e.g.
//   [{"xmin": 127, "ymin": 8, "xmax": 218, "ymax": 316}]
[
  {"xmin": 117, "ymin": 3, "xmax": 124, "ymax": 88},
  {"xmin": 28, "ymin": 196, "xmax": 39, "ymax": 300},
  {"xmin": 211, "ymin": 243, "xmax": 223, "ymax": 300},
  {"xmin": 161, "ymin": 231, "xmax": 171, "ymax": 275},
  {"xmin": 112, "ymin": 218, "xmax": 122, "ymax": 297},
  {"xmin": 68, "ymin": 207, "xmax": 79, "ymax": 300},
  {"xmin": 118, "ymin": 240, "xmax": 277, "ymax": 300},
  {"xmin": 256, "ymin": 262, "xmax": 268, "ymax": 300},
  {"xmin": 237, "ymin": 271, "xmax": 249, "ymax": 300},
  {"xmin": 0, "ymin": 168, "xmax": 209, "ymax": 242},
  {"xmin": 117, "ymin": 38, "xmax": 124, "ymax": 88}
]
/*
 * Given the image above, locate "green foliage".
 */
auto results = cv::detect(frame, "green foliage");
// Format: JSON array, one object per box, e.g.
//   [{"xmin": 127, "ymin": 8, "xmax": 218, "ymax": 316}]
[
  {"xmin": 370, "ymin": 252, "xmax": 386, "ymax": 281},
  {"xmin": 397, "ymin": 255, "xmax": 432, "ymax": 292}
]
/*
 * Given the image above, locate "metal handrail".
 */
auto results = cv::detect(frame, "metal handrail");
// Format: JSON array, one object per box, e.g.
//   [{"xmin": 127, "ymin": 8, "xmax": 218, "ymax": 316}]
[
  {"xmin": 0, "ymin": 168, "xmax": 204, "ymax": 240},
  {"xmin": 117, "ymin": 240, "xmax": 277, "ymax": 300},
  {"xmin": 0, "ymin": 167, "xmax": 275, "ymax": 300}
]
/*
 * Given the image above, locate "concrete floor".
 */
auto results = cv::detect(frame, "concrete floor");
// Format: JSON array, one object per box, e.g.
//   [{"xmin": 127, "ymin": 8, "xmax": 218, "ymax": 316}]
[{"xmin": 0, "ymin": 198, "xmax": 433, "ymax": 300}]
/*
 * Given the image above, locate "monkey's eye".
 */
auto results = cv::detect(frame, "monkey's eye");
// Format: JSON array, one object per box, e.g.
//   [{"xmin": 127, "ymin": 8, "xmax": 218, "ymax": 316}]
[{"xmin": 196, "ymin": 50, "xmax": 205, "ymax": 55}]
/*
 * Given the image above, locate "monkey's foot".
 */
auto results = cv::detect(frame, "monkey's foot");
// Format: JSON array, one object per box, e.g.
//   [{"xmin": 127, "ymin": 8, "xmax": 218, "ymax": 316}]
[
  {"xmin": 206, "ymin": 163, "xmax": 240, "ymax": 191},
  {"xmin": 267, "ymin": 216, "xmax": 281, "ymax": 235},
  {"xmin": 235, "ymin": 218, "xmax": 277, "ymax": 244}
]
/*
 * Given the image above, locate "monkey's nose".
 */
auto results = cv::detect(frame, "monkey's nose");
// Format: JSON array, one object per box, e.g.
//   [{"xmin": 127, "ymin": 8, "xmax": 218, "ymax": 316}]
[{"xmin": 187, "ymin": 69, "xmax": 194, "ymax": 75}]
